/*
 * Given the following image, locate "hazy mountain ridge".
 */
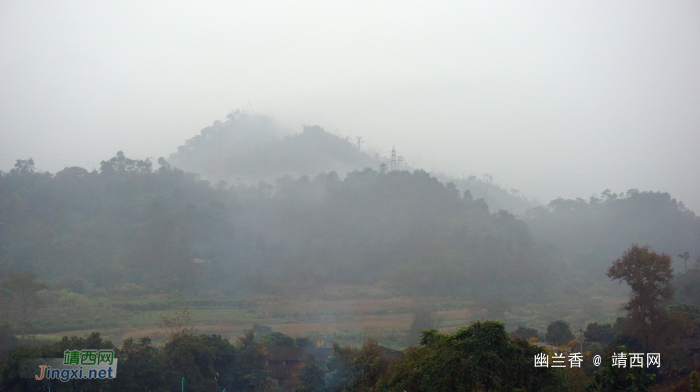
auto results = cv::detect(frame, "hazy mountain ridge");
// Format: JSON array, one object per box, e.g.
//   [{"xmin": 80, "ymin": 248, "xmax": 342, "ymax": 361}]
[
  {"xmin": 525, "ymin": 190, "xmax": 700, "ymax": 279},
  {"xmin": 169, "ymin": 111, "xmax": 540, "ymax": 214},
  {"xmin": 168, "ymin": 111, "xmax": 376, "ymax": 185},
  {"xmin": 433, "ymin": 173, "xmax": 541, "ymax": 216}
]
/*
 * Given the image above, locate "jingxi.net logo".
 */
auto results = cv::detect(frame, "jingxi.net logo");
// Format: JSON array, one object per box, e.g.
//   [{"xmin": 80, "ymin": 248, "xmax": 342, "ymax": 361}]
[{"xmin": 21, "ymin": 350, "xmax": 118, "ymax": 382}]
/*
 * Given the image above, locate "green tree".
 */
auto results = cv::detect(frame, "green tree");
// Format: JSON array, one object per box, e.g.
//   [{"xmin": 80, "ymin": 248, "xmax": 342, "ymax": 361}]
[
  {"xmin": 258, "ymin": 331, "xmax": 296, "ymax": 347},
  {"xmin": 0, "ymin": 345, "xmax": 43, "ymax": 392},
  {"xmin": 162, "ymin": 334, "xmax": 218, "ymax": 392},
  {"xmin": 198, "ymin": 334, "xmax": 240, "ymax": 392},
  {"xmin": 233, "ymin": 330, "xmax": 272, "ymax": 392},
  {"xmin": 584, "ymin": 323, "xmax": 614, "ymax": 346},
  {"xmin": 379, "ymin": 320, "xmax": 566, "ymax": 392},
  {"xmin": 585, "ymin": 346, "xmax": 655, "ymax": 392},
  {"xmin": 1, "ymin": 272, "xmax": 48, "ymax": 340},
  {"xmin": 325, "ymin": 339, "xmax": 390, "ymax": 392},
  {"xmin": 546, "ymin": 320, "xmax": 575, "ymax": 346},
  {"xmin": 691, "ymin": 370, "xmax": 700, "ymax": 392},
  {"xmin": 112, "ymin": 337, "xmax": 164, "ymax": 392}
]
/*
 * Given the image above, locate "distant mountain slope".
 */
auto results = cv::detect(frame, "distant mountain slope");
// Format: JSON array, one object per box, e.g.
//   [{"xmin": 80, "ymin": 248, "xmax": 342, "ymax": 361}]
[
  {"xmin": 169, "ymin": 111, "xmax": 540, "ymax": 214},
  {"xmin": 525, "ymin": 190, "xmax": 700, "ymax": 276},
  {"xmin": 169, "ymin": 111, "xmax": 376, "ymax": 184},
  {"xmin": 433, "ymin": 174, "xmax": 541, "ymax": 216}
]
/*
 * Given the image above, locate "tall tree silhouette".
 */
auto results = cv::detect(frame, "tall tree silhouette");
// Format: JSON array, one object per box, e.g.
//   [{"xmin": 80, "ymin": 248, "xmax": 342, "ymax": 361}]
[{"xmin": 607, "ymin": 244, "xmax": 674, "ymax": 349}]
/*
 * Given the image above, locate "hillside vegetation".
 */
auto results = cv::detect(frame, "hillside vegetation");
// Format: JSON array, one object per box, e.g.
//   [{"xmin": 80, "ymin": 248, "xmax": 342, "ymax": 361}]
[
  {"xmin": 0, "ymin": 154, "xmax": 559, "ymax": 302},
  {"xmin": 526, "ymin": 191, "xmax": 700, "ymax": 278}
]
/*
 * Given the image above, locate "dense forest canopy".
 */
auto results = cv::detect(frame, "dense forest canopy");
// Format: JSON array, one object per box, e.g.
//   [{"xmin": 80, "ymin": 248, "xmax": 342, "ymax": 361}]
[
  {"xmin": 0, "ymin": 153, "xmax": 561, "ymax": 302},
  {"xmin": 3, "ymin": 149, "xmax": 699, "ymax": 304},
  {"xmin": 526, "ymin": 191, "xmax": 700, "ymax": 278}
]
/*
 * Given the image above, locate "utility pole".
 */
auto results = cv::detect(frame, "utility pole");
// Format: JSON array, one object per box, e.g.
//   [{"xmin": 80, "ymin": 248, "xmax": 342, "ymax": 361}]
[
  {"xmin": 679, "ymin": 252, "xmax": 690, "ymax": 272},
  {"xmin": 576, "ymin": 329, "xmax": 584, "ymax": 352},
  {"xmin": 390, "ymin": 146, "xmax": 397, "ymax": 171}
]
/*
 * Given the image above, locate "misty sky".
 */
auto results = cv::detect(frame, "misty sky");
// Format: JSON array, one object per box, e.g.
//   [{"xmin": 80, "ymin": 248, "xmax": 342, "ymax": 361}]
[{"xmin": 1, "ymin": 1, "xmax": 699, "ymax": 211}]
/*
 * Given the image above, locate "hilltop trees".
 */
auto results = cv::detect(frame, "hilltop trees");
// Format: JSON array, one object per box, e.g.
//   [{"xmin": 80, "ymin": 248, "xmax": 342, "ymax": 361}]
[{"xmin": 168, "ymin": 113, "xmax": 376, "ymax": 182}]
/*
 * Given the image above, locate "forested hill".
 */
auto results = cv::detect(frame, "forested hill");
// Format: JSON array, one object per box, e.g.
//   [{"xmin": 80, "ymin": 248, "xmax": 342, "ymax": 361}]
[
  {"xmin": 525, "ymin": 190, "xmax": 700, "ymax": 278},
  {"xmin": 168, "ymin": 111, "xmax": 376, "ymax": 184},
  {"xmin": 168, "ymin": 111, "xmax": 539, "ymax": 214},
  {"xmin": 0, "ymin": 154, "xmax": 562, "ymax": 302}
]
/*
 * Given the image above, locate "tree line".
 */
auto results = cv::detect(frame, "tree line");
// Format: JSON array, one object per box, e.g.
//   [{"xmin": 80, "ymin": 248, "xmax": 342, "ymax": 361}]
[{"xmin": 0, "ymin": 153, "xmax": 562, "ymax": 301}]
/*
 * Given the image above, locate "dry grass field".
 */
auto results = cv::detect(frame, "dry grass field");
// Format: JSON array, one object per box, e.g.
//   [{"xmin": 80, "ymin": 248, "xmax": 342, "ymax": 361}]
[{"xmin": 30, "ymin": 285, "xmax": 624, "ymax": 349}]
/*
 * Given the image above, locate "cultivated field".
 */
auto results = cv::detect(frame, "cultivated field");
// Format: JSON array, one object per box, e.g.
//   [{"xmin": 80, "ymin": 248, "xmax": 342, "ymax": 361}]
[{"xmin": 18, "ymin": 284, "xmax": 625, "ymax": 349}]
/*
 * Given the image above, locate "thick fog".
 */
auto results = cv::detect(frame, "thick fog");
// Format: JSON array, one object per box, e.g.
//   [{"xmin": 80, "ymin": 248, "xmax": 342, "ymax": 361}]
[{"xmin": 1, "ymin": 1, "xmax": 699, "ymax": 211}]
